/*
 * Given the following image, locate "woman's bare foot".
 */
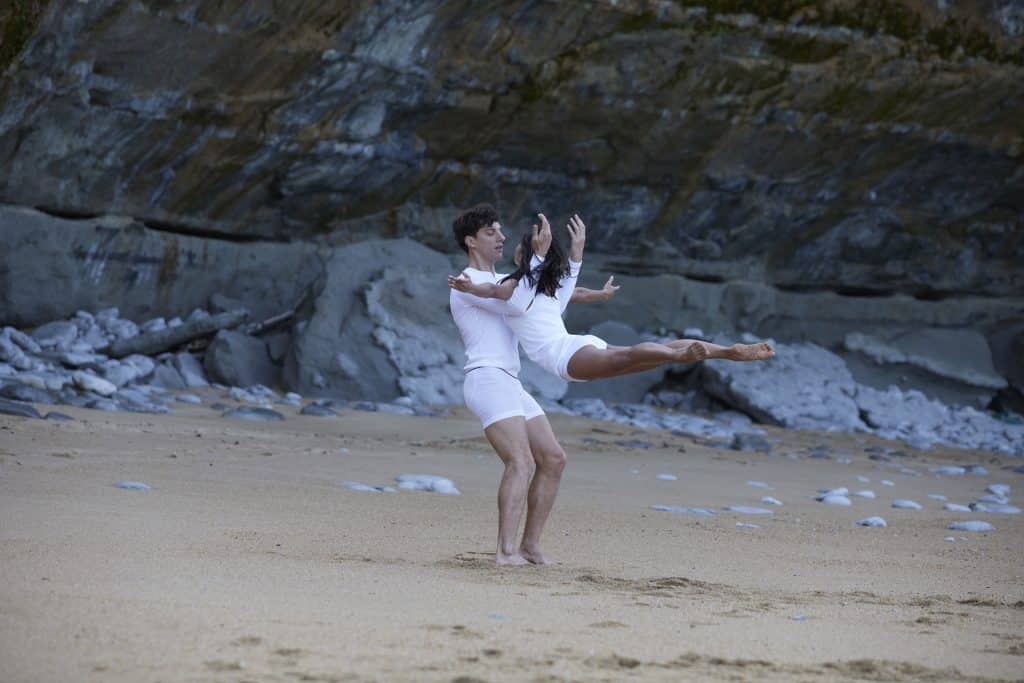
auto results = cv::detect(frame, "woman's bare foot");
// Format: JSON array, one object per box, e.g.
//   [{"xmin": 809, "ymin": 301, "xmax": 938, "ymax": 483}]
[
  {"xmin": 519, "ymin": 546, "xmax": 551, "ymax": 565},
  {"xmin": 677, "ymin": 341, "xmax": 709, "ymax": 363},
  {"xmin": 496, "ymin": 551, "xmax": 529, "ymax": 566},
  {"xmin": 728, "ymin": 342, "xmax": 775, "ymax": 361}
]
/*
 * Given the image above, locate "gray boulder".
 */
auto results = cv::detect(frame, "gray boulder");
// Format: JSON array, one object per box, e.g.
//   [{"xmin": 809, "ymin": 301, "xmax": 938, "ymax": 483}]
[
  {"xmin": 0, "ymin": 336, "xmax": 34, "ymax": 370},
  {"xmin": 205, "ymin": 330, "xmax": 278, "ymax": 389},
  {"xmin": 31, "ymin": 321, "xmax": 78, "ymax": 349},
  {"xmin": 843, "ymin": 329, "xmax": 1007, "ymax": 408},
  {"xmin": 365, "ymin": 261, "xmax": 463, "ymax": 405},
  {"xmin": 286, "ymin": 239, "xmax": 453, "ymax": 401},
  {"xmin": 150, "ymin": 363, "xmax": 187, "ymax": 390},
  {"xmin": 701, "ymin": 342, "xmax": 867, "ymax": 432},
  {"xmin": 0, "ymin": 397, "xmax": 42, "ymax": 419},
  {"xmin": 173, "ymin": 352, "xmax": 209, "ymax": 388}
]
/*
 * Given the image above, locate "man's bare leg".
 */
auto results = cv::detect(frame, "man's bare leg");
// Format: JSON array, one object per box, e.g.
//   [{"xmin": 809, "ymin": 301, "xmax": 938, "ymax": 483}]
[
  {"xmin": 519, "ymin": 415, "xmax": 567, "ymax": 565},
  {"xmin": 482, "ymin": 416, "xmax": 536, "ymax": 565}
]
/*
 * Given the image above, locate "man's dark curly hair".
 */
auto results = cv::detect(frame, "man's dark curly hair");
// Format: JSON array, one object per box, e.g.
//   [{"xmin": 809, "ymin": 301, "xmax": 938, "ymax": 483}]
[{"xmin": 452, "ymin": 203, "xmax": 500, "ymax": 253}]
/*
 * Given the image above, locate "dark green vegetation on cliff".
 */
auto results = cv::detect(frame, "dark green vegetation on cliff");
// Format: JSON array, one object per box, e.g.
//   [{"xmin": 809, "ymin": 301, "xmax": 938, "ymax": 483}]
[{"xmin": 0, "ymin": 0, "xmax": 47, "ymax": 72}]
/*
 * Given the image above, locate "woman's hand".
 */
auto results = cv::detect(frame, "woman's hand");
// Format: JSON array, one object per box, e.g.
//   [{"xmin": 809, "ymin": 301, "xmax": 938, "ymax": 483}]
[
  {"xmin": 600, "ymin": 275, "xmax": 620, "ymax": 300},
  {"xmin": 447, "ymin": 273, "xmax": 479, "ymax": 294},
  {"xmin": 567, "ymin": 213, "xmax": 586, "ymax": 262},
  {"xmin": 531, "ymin": 213, "xmax": 552, "ymax": 258}
]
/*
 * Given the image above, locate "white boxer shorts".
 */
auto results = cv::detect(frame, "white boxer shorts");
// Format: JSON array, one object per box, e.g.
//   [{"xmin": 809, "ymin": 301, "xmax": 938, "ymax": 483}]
[{"xmin": 463, "ymin": 367, "xmax": 545, "ymax": 429}]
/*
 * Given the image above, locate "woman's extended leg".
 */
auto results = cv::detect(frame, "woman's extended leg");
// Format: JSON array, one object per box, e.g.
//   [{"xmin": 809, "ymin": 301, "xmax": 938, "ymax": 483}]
[{"xmin": 566, "ymin": 339, "xmax": 774, "ymax": 381}]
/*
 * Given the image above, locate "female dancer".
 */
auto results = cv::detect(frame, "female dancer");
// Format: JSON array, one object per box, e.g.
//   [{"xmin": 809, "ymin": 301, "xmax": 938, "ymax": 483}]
[{"xmin": 448, "ymin": 214, "xmax": 774, "ymax": 382}]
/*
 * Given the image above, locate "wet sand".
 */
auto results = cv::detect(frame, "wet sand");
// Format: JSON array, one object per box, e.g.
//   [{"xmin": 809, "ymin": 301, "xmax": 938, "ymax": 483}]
[{"xmin": 1, "ymin": 400, "xmax": 1021, "ymax": 682}]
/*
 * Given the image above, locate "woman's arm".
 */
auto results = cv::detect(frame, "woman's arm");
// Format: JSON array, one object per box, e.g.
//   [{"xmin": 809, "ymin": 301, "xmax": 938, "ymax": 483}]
[
  {"xmin": 447, "ymin": 273, "xmax": 520, "ymax": 301},
  {"xmin": 570, "ymin": 275, "xmax": 620, "ymax": 304}
]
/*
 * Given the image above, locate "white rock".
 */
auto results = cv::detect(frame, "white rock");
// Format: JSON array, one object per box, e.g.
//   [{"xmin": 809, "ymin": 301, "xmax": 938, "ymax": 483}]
[
  {"xmin": 761, "ymin": 496, "xmax": 782, "ymax": 506},
  {"xmin": 395, "ymin": 474, "xmax": 460, "ymax": 495},
  {"xmin": 857, "ymin": 516, "xmax": 887, "ymax": 527},
  {"xmin": 948, "ymin": 521, "xmax": 993, "ymax": 532},
  {"xmin": 892, "ymin": 499, "xmax": 922, "ymax": 510},
  {"xmin": 985, "ymin": 484, "xmax": 1010, "ymax": 497},
  {"xmin": 819, "ymin": 494, "xmax": 852, "ymax": 506},
  {"xmin": 853, "ymin": 490, "xmax": 876, "ymax": 499},
  {"xmin": 943, "ymin": 503, "xmax": 971, "ymax": 512},
  {"xmin": 72, "ymin": 370, "xmax": 117, "ymax": 396}
]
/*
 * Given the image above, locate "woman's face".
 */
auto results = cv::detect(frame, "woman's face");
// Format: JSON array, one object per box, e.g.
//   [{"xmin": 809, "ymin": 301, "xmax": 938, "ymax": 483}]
[{"xmin": 513, "ymin": 243, "xmax": 523, "ymax": 267}]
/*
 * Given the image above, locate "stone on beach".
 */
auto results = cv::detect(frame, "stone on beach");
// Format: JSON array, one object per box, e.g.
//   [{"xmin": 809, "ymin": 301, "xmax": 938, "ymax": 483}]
[
  {"xmin": 892, "ymin": 499, "xmax": 922, "ymax": 510},
  {"xmin": 116, "ymin": 481, "xmax": 151, "ymax": 491},
  {"xmin": 175, "ymin": 394, "xmax": 202, "ymax": 404},
  {"xmin": 761, "ymin": 496, "xmax": 782, "ymax": 506},
  {"xmin": 72, "ymin": 371, "xmax": 117, "ymax": 396},
  {"xmin": 818, "ymin": 495, "xmax": 852, "ymax": 506},
  {"xmin": 948, "ymin": 521, "xmax": 994, "ymax": 532},
  {"xmin": 970, "ymin": 503, "xmax": 1020, "ymax": 514},
  {"xmin": 0, "ymin": 397, "xmax": 42, "ymax": 419},
  {"xmin": 854, "ymin": 490, "xmax": 876, "ymax": 499},
  {"xmin": 395, "ymin": 474, "xmax": 460, "ymax": 495},
  {"xmin": 650, "ymin": 505, "xmax": 716, "ymax": 516},
  {"xmin": 943, "ymin": 503, "xmax": 972, "ymax": 512},
  {"xmin": 655, "ymin": 473, "xmax": 677, "ymax": 481},
  {"xmin": 222, "ymin": 407, "xmax": 285, "ymax": 422},
  {"xmin": 857, "ymin": 516, "xmax": 887, "ymax": 527},
  {"xmin": 300, "ymin": 403, "xmax": 340, "ymax": 417},
  {"xmin": 340, "ymin": 481, "xmax": 395, "ymax": 493},
  {"xmin": 724, "ymin": 506, "xmax": 773, "ymax": 515},
  {"xmin": 986, "ymin": 484, "xmax": 1011, "ymax": 497}
]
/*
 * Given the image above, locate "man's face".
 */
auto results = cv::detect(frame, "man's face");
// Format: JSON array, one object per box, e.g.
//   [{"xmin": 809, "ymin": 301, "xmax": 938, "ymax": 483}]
[{"xmin": 467, "ymin": 221, "xmax": 505, "ymax": 264}]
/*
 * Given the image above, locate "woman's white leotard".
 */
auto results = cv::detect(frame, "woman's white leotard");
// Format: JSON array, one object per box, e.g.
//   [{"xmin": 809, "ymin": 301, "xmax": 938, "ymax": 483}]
[{"xmin": 505, "ymin": 259, "xmax": 607, "ymax": 381}]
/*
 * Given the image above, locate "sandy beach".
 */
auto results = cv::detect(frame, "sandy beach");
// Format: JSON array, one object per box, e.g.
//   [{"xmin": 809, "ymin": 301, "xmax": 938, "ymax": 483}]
[{"xmin": 1, "ymin": 399, "xmax": 1022, "ymax": 682}]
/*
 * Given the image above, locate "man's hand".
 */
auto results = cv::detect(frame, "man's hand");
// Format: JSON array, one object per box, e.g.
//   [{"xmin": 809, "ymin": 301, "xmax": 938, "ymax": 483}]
[
  {"xmin": 600, "ymin": 275, "xmax": 620, "ymax": 300},
  {"xmin": 531, "ymin": 213, "xmax": 552, "ymax": 259},
  {"xmin": 567, "ymin": 213, "xmax": 586, "ymax": 262}
]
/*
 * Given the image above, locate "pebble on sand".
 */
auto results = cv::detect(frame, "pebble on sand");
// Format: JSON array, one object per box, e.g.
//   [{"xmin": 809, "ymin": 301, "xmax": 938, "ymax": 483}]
[
  {"xmin": 853, "ymin": 490, "xmax": 875, "ymax": 499},
  {"xmin": 986, "ymin": 484, "xmax": 1010, "ymax": 497},
  {"xmin": 930, "ymin": 466, "xmax": 966, "ymax": 475},
  {"xmin": 892, "ymin": 499, "xmax": 922, "ymax": 510},
  {"xmin": 395, "ymin": 474, "xmax": 460, "ymax": 495},
  {"xmin": 656, "ymin": 473, "xmax": 678, "ymax": 481},
  {"xmin": 943, "ymin": 503, "xmax": 971, "ymax": 512},
  {"xmin": 761, "ymin": 496, "xmax": 782, "ymax": 506},
  {"xmin": 736, "ymin": 522, "xmax": 760, "ymax": 529},
  {"xmin": 948, "ymin": 521, "xmax": 994, "ymax": 532},
  {"xmin": 222, "ymin": 406, "xmax": 285, "ymax": 422},
  {"xmin": 339, "ymin": 481, "xmax": 395, "ymax": 493},
  {"xmin": 724, "ymin": 506, "xmax": 773, "ymax": 515},
  {"xmin": 650, "ymin": 505, "xmax": 715, "ymax": 516},
  {"xmin": 857, "ymin": 516, "xmax": 887, "ymax": 527},
  {"xmin": 881, "ymin": 480, "xmax": 895, "ymax": 486},
  {"xmin": 116, "ymin": 481, "xmax": 151, "ymax": 491},
  {"xmin": 818, "ymin": 495, "xmax": 852, "ymax": 506}
]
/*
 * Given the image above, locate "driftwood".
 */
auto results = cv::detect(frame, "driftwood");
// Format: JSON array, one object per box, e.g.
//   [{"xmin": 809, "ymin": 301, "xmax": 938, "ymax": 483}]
[
  {"xmin": 103, "ymin": 309, "xmax": 249, "ymax": 358},
  {"xmin": 243, "ymin": 289, "xmax": 310, "ymax": 337}
]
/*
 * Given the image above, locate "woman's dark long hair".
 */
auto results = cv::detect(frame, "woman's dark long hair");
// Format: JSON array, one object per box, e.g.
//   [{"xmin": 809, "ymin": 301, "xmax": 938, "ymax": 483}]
[{"xmin": 500, "ymin": 230, "xmax": 568, "ymax": 298}]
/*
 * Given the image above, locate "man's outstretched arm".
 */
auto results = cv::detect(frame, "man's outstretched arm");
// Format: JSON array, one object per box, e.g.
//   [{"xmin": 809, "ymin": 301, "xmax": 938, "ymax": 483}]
[{"xmin": 570, "ymin": 275, "xmax": 620, "ymax": 303}]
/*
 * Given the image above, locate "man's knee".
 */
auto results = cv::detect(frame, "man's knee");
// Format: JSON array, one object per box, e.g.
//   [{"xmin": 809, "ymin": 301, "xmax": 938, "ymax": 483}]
[
  {"xmin": 536, "ymin": 446, "xmax": 567, "ymax": 475},
  {"xmin": 505, "ymin": 451, "xmax": 536, "ymax": 478}
]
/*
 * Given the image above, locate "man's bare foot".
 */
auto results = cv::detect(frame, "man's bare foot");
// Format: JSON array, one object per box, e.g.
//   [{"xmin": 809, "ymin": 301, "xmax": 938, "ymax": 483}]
[
  {"xmin": 496, "ymin": 551, "xmax": 529, "ymax": 566},
  {"xmin": 729, "ymin": 342, "xmax": 775, "ymax": 361},
  {"xmin": 677, "ymin": 341, "xmax": 709, "ymax": 363},
  {"xmin": 519, "ymin": 546, "xmax": 551, "ymax": 565}
]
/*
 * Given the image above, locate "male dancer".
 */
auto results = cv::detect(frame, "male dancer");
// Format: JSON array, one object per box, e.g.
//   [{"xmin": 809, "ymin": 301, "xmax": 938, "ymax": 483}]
[{"xmin": 449, "ymin": 204, "xmax": 614, "ymax": 565}]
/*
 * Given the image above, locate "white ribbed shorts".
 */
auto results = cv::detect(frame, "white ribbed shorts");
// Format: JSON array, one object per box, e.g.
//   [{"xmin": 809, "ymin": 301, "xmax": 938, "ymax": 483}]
[
  {"xmin": 535, "ymin": 334, "xmax": 608, "ymax": 382},
  {"xmin": 463, "ymin": 367, "xmax": 545, "ymax": 429}
]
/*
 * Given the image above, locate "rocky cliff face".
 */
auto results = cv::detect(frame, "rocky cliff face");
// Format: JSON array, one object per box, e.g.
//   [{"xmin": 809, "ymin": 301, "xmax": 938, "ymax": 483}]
[
  {"xmin": 1, "ymin": 0, "xmax": 1022, "ymax": 408},
  {"xmin": 2, "ymin": 0, "xmax": 1022, "ymax": 297}
]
